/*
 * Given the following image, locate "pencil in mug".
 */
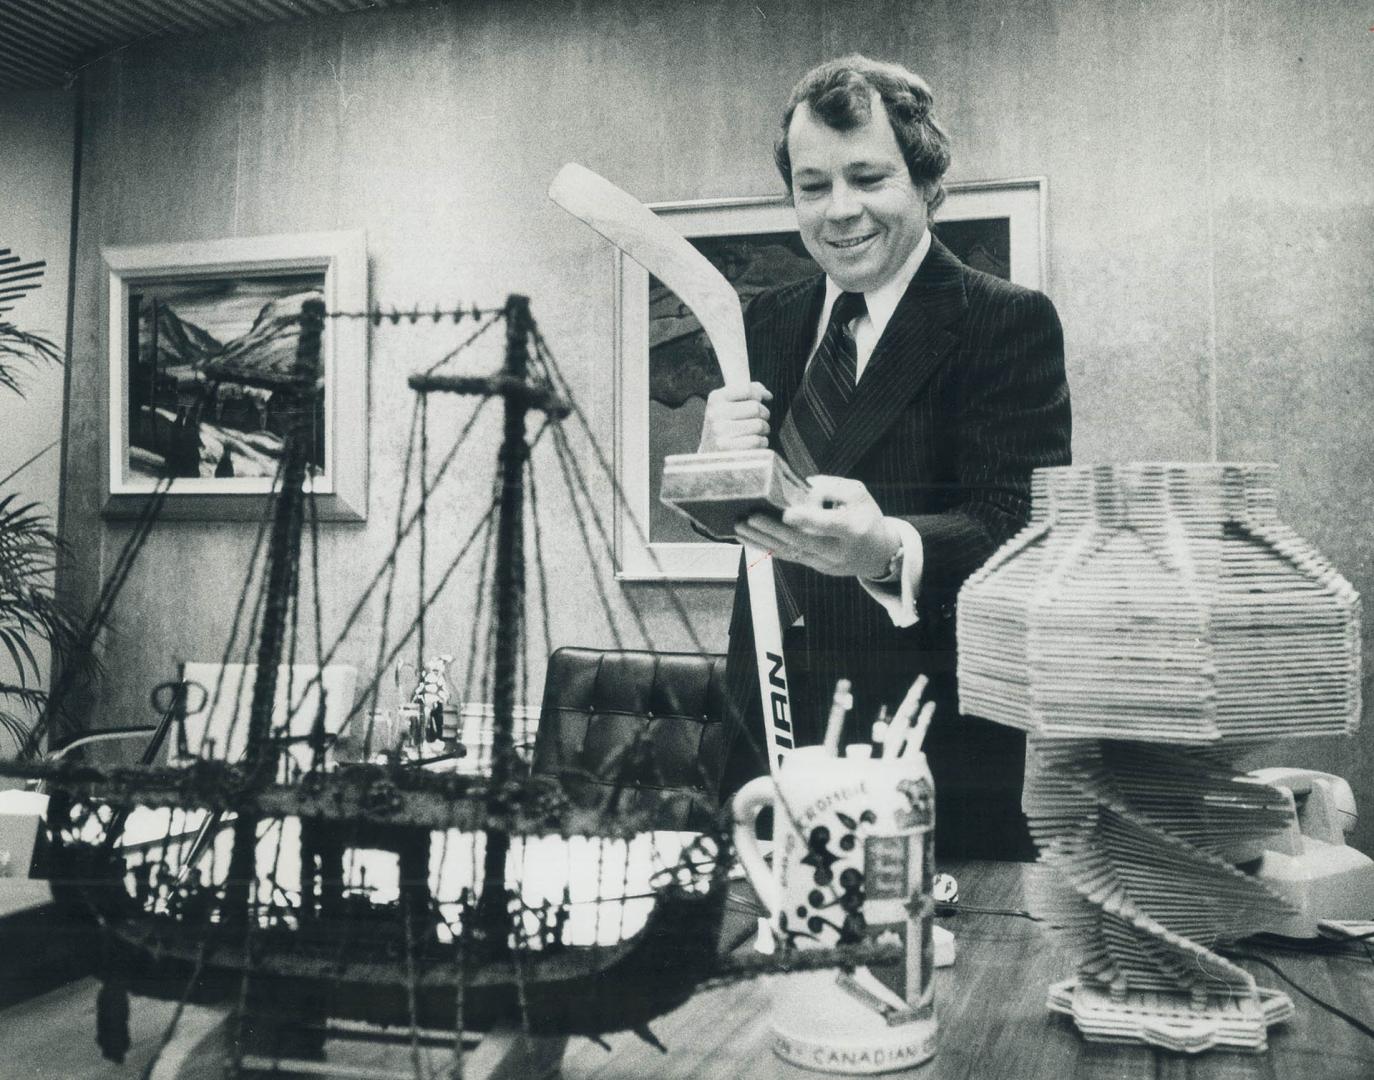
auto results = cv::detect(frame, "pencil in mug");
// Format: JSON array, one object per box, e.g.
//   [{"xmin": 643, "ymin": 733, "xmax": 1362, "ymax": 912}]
[
  {"xmin": 871, "ymin": 705, "xmax": 890, "ymax": 755},
  {"xmin": 883, "ymin": 674, "xmax": 928, "ymax": 758},
  {"xmin": 822, "ymin": 678, "xmax": 853, "ymax": 757},
  {"xmin": 901, "ymin": 701, "xmax": 937, "ymax": 760}
]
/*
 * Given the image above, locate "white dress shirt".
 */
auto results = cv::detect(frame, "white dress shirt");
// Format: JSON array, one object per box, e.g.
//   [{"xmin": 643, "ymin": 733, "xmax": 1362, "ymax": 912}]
[{"xmin": 805, "ymin": 228, "xmax": 932, "ymax": 628}]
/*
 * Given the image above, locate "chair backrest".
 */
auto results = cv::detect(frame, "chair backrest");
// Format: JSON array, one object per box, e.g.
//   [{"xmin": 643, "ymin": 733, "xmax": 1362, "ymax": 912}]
[
  {"xmin": 172, "ymin": 663, "xmax": 358, "ymax": 775},
  {"xmin": 531, "ymin": 647, "xmax": 733, "ymax": 831}
]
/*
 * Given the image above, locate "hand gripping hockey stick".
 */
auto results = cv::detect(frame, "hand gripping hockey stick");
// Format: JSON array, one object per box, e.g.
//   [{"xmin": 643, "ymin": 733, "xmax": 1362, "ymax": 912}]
[{"xmin": 548, "ymin": 162, "xmax": 796, "ymax": 775}]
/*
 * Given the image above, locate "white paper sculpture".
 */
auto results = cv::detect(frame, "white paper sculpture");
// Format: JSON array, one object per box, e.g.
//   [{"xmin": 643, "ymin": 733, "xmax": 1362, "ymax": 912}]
[{"xmin": 957, "ymin": 462, "xmax": 1362, "ymax": 1054}]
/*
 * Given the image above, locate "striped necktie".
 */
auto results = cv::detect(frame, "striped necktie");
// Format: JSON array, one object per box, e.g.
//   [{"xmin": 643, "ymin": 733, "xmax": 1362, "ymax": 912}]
[{"xmin": 778, "ymin": 290, "xmax": 867, "ymax": 477}]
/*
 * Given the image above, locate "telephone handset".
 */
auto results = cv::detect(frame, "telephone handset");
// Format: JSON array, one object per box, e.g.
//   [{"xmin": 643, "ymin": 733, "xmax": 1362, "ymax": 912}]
[
  {"xmin": 1251, "ymin": 767, "xmax": 1358, "ymax": 850},
  {"xmin": 1249, "ymin": 767, "xmax": 1374, "ymax": 938}
]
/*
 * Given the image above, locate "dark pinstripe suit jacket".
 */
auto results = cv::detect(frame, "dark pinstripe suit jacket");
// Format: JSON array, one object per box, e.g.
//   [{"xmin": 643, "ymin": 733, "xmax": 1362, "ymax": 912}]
[{"xmin": 718, "ymin": 237, "xmax": 1072, "ymax": 830}]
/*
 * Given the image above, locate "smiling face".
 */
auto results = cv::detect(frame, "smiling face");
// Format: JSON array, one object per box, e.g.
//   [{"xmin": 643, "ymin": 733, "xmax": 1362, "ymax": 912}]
[{"xmin": 787, "ymin": 94, "xmax": 930, "ymax": 293}]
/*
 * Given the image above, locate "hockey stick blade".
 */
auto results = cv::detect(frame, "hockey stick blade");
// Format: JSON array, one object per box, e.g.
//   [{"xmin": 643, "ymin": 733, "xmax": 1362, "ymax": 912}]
[
  {"xmin": 548, "ymin": 162, "xmax": 749, "ymax": 385},
  {"xmin": 547, "ymin": 161, "xmax": 797, "ymax": 774}
]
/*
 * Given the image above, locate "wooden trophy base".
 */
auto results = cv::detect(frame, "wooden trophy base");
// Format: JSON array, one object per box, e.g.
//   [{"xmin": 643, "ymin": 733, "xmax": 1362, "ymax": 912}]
[{"xmin": 659, "ymin": 449, "xmax": 809, "ymax": 539}]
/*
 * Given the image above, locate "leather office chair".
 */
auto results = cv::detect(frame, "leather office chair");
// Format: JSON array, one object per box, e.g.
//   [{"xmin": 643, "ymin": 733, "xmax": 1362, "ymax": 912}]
[{"xmin": 531, "ymin": 647, "xmax": 733, "ymax": 831}]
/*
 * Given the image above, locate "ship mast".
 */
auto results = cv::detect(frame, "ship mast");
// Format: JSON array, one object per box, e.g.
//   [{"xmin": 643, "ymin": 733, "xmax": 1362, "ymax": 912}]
[
  {"xmin": 403, "ymin": 295, "xmax": 568, "ymax": 955},
  {"xmin": 225, "ymin": 297, "xmax": 325, "ymax": 917},
  {"xmin": 488, "ymin": 295, "xmax": 531, "ymax": 797},
  {"xmin": 474, "ymin": 294, "xmax": 532, "ymax": 951}
]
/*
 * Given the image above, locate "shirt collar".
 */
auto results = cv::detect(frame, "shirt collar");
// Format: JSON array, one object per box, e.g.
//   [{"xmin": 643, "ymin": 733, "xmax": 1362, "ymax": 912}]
[{"xmin": 820, "ymin": 227, "xmax": 932, "ymax": 338}]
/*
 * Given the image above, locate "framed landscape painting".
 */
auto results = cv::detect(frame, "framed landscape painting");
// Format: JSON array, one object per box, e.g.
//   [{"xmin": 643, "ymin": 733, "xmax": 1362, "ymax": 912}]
[
  {"xmin": 613, "ymin": 178, "xmax": 1046, "ymax": 580},
  {"xmin": 102, "ymin": 230, "xmax": 368, "ymax": 520}
]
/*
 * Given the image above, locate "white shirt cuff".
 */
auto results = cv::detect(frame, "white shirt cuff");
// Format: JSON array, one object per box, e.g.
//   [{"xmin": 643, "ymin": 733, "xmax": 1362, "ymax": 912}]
[{"xmin": 858, "ymin": 519, "xmax": 923, "ymax": 627}]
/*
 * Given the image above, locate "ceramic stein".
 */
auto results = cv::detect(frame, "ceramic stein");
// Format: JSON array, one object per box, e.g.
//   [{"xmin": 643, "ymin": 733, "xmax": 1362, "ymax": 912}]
[{"xmin": 732, "ymin": 745, "xmax": 938, "ymax": 1074}]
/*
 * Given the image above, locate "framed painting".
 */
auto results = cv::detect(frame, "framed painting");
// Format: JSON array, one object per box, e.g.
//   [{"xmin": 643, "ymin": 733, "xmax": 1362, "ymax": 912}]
[
  {"xmin": 613, "ymin": 178, "xmax": 1047, "ymax": 580},
  {"xmin": 101, "ymin": 230, "xmax": 368, "ymax": 520}
]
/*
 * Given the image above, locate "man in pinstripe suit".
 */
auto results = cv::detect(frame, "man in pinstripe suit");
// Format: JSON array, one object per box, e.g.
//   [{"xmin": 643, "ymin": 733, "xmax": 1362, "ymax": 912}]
[{"xmin": 703, "ymin": 55, "xmax": 1071, "ymax": 858}]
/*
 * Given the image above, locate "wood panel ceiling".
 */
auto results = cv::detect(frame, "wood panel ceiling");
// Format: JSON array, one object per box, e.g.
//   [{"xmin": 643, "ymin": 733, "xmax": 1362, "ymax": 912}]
[{"xmin": 0, "ymin": 0, "xmax": 424, "ymax": 92}]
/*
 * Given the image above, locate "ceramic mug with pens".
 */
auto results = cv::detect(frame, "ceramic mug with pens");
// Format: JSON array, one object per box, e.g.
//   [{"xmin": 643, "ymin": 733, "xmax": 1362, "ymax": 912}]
[{"xmin": 731, "ymin": 682, "xmax": 939, "ymax": 1074}]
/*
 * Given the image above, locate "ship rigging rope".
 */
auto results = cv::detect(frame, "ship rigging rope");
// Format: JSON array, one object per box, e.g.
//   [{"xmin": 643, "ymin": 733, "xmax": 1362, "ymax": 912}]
[
  {"xmin": 419, "ymin": 304, "xmax": 508, "ymax": 376},
  {"xmin": 460, "ymin": 501, "xmax": 497, "ymax": 716},
  {"xmin": 524, "ymin": 445, "xmax": 554, "ymax": 709},
  {"xmin": 295, "ymin": 396, "xmax": 496, "ymax": 719},
  {"xmin": 283, "ymin": 437, "xmax": 308, "ymax": 773},
  {"xmin": 135, "ymin": 927, "xmax": 212, "ymax": 1080},
  {"xmin": 363, "ymin": 396, "xmax": 425, "ymax": 739},
  {"xmin": 25, "ymin": 473, "xmax": 173, "ymax": 758},
  {"xmin": 459, "ymin": 429, "xmax": 512, "ymax": 718},
  {"xmin": 197, "ymin": 448, "xmax": 280, "ymax": 759},
  {"xmin": 353, "ymin": 495, "xmax": 501, "ymax": 736},
  {"xmin": 533, "ymin": 325, "xmax": 774, "ymax": 771},
  {"xmin": 254, "ymin": 303, "xmax": 718, "ymax": 740},
  {"xmin": 531, "ymin": 327, "xmax": 707, "ymax": 655},
  {"xmin": 324, "ymin": 303, "xmax": 505, "ymax": 326},
  {"xmin": 85, "ymin": 298, "xmax": 740, "ymax": 1080},
  {"xmin": 305, "ymin": 489, "xmax": 328, "ymax": 772},
  {"xmin": 347, "ymin": 416, "xmax": 557, "ymax": 740},
  {"xmin": 528, "ymin": 330, "xmax": 786, "ymax": 773},
  {"xmin": 417, "ymin": 394, "xmax": 430, "ymax": 694},
  {"xmin": 546, "ymin": 422, "xmax": 632, "ymax": 651},
  {"xmin": 534, "ymin": 329, "xmax": 777, "ymax": 773},
  {"xmin": 268, "ymin": 305, "xmax": 507, "ymax": 735}
]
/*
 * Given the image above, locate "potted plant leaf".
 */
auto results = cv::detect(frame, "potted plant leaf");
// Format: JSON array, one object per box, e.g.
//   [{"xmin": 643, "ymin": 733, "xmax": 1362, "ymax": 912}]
[{"xmin": 0, "ymin": 249, "xmax": 82, "ymax": 758}]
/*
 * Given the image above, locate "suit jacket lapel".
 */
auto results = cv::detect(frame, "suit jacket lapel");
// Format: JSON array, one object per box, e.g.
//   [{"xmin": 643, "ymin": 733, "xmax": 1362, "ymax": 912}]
[
  {"xmin": 821, "ymin": 237, "xmax": 966, "ymax": 478},
  {"xmin": 759, "ymin": 276, "xmax": 826, "ymax": 438}
]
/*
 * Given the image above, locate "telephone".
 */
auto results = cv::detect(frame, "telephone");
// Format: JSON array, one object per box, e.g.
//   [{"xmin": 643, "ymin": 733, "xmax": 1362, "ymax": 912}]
[{"xmin": 1249, "ymin": 767, "xmax": 1374, "ymax": 938}]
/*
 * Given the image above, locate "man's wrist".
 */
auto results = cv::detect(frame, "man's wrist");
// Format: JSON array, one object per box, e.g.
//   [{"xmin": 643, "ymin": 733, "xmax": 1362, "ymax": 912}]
[{"xmin": 860, "ymin": 519, "xmax": 904, "ymax": 582}]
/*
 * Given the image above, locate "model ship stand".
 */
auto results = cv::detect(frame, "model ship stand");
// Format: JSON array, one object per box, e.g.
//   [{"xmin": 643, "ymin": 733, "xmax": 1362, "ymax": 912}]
[{"xmin": 957, "ymin": 462, "xmax": 1362, "ymax": 1054}]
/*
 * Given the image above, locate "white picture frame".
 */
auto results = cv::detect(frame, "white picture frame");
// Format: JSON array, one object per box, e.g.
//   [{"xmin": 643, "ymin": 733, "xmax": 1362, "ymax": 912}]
[{"xmin": 101, "ymin": 229, "xmax": 368, "ymax": 521}]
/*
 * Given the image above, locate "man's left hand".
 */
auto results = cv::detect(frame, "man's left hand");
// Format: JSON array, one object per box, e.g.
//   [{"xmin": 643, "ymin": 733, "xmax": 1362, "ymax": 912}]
[{"xmin": 735, "ymin": 475, "xmax": 899, "ymax": 579}]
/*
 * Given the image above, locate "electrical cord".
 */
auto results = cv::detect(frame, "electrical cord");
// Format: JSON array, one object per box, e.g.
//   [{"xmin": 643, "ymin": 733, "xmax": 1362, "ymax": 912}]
[
  {"xmin": 936, "ymin": 902, "xmax": 1041, "ymax": 921},
  {"xmin": 1248, "ymin": 931, "xmax": 1374, "ymax": 964},
  {"xmin": 1220, "ymin": 949, "xmax": 1374, "ymax": 1043}
]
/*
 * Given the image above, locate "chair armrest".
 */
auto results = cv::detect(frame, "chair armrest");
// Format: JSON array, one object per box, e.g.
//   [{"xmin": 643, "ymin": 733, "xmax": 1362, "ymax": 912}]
[{"xmin": 47, "ymin": 728, "xmax": 159, "ymax": 762}]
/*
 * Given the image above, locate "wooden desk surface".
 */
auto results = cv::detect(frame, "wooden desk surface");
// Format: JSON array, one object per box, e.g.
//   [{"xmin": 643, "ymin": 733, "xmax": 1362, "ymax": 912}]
[
  {"xmin": 3, "ymin": 860, "xmax": 1372, "ymax": 1079},
  {"xmin": 559, "ymin": 860, "xmax": 1374, "ymax": 1080}
]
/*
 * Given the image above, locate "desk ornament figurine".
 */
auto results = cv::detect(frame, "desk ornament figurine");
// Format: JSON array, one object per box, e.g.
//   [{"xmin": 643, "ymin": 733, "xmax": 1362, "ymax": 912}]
[
  {"xmin": 395, "ymin": 653, "xmax": 455, "ymax": 759},
  {"xmin": 957, "ymin": 462, "xmax": 1362, "ymax": 1055},
  {"xmin": 733, "ymin": 678, "xmax": 941, "ymax": 1074}
]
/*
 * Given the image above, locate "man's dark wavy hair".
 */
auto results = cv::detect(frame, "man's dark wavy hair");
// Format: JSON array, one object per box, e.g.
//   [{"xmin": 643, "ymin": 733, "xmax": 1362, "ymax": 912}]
[{"xmin": 774, "ymin": 54, "xmax": 951, "ymax": 216}]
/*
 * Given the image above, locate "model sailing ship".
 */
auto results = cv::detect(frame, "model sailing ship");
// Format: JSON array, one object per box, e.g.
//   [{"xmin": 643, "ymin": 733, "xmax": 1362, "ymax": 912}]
[{"xmin": 0, "ymin": 293, "xmax": 894, "ymax": 1076}]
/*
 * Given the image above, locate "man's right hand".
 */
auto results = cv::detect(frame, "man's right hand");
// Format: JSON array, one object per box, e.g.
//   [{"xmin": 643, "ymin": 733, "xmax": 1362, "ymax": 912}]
[{"xmin": 698, "ymin": 382, "xmax": 774, "ymax": 453}]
